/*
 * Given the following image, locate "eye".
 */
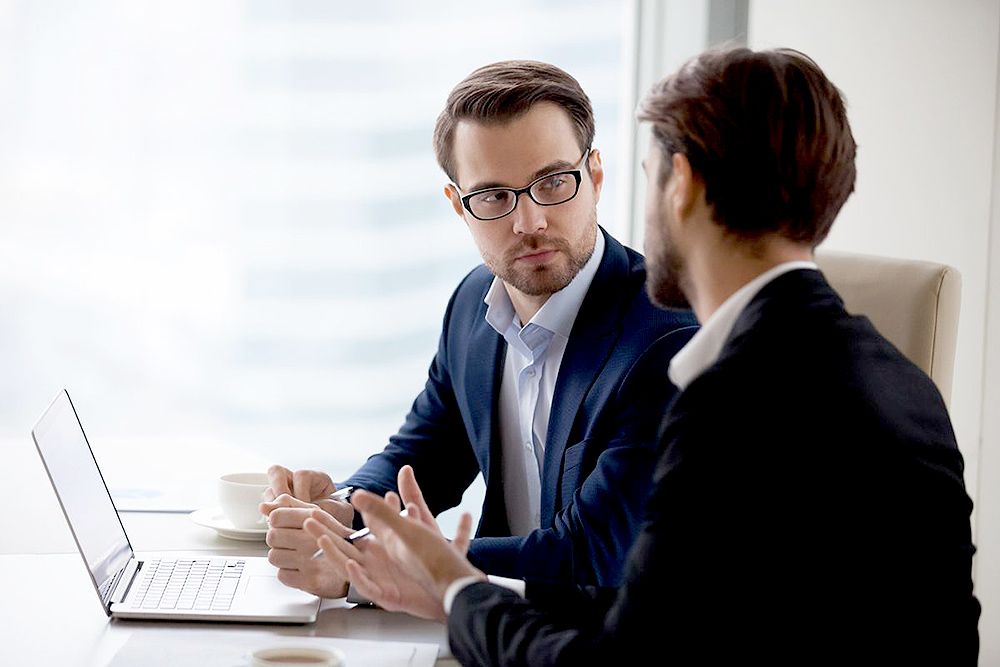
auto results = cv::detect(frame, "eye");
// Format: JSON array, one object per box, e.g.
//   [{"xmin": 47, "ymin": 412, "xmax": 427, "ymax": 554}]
[
  {"xmin": 538, "ymin": 174, "xmax": 568, "ymax": 191},
  {"xmin": 480, "ymin": 191, "xmax": 511, "ymax": 204}
]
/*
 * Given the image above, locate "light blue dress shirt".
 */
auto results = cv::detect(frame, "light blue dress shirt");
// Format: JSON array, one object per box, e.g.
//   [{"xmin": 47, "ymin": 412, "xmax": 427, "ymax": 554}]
[{"xmin": 483, "ymin": 231, "xmax": 605, "ymax": 536}]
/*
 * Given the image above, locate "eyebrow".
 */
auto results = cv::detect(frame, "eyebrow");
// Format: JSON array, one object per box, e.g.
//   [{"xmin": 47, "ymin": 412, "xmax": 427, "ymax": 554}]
[{"xmin": 465, "ymin": 158, "xmax": 577, "ymax": 194}]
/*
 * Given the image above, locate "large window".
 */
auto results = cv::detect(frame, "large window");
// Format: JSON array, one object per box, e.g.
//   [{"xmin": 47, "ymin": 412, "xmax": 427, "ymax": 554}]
[{"xmin": 1, "ymin": 1, "xmax": 630, "ymax": 517}]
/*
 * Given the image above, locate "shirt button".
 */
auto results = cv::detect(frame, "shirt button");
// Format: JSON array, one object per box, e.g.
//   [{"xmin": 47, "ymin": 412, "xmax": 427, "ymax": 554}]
[
  {"xmin": 524, "ymin": 441, "xmax": 532, "ymax": 450},
  {"xmin": 528, "ymin": 368, "xmax": 536, "ymax": 376}
]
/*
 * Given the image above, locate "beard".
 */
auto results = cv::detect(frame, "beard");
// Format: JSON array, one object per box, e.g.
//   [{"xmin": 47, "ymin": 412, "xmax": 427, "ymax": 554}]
[
  {"xmin": 486, "ymin": 216, "xmax": 598, "ymax": 297},
  {"xmin": 645, "ymin": 219, "xmax": 690, "ymax": 310}
]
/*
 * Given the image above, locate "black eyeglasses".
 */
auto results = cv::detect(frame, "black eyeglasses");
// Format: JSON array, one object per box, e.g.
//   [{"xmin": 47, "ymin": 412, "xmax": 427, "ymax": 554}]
[{"xmin": 457, "ymin": 148, "xmax": 591, "ymax": 221}]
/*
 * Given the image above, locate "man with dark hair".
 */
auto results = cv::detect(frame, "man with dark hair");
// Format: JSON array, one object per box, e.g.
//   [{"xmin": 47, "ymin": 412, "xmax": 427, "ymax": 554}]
[
  {"xmin": 259, "ymin": 60, "xmax": 697, "ymax": 604},
  {"xmin": 305, "ymin": 48, "xmax": 981, "ymax": 664}
]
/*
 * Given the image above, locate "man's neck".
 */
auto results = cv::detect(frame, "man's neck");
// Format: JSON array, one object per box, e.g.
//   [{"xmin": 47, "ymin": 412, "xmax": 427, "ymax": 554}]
[
  {"xmin": 506, "ymin": 285, "xmax": 550, "ymax": 325},
  {"xmin": 686, "ymin": 235, "xmax": 813, "ymax": 323}
]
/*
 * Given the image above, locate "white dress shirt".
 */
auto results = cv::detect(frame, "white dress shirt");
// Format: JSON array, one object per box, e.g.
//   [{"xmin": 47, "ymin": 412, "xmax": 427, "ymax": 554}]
[
  {"xmin": 668, "ymin": 261, "xmax": 818, "ymax": 391},
  {"xmin": 484, "ymin": 231, "xmax": 605, "ymax": 536}
]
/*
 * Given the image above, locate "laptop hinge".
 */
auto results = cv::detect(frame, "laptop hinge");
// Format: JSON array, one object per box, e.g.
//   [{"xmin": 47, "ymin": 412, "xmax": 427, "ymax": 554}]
[{"xmin": 110, "ymin": 559, "xmax": 141, "ymax": 605}]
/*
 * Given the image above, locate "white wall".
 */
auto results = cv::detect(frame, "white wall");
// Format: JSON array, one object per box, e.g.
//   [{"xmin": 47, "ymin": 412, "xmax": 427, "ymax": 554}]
[
  {"xmin": 748, "ymin": 0, "xmax": 1000, "ymax": 662},
  {"xmin": 980, "ymin": 48, "xmax": 1000, "ymax": 665}
]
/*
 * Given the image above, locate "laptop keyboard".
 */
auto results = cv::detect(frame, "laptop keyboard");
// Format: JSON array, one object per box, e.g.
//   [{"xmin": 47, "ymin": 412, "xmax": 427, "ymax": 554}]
[{"xmin": 131, "ymin": 558, "xmax": 246, "ymax": 611}]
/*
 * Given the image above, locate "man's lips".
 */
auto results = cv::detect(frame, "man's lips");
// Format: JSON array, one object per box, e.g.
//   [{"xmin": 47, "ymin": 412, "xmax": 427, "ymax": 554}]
[{"xmin": 515, "ymin": 248, "xmax": 558, "ymax": 264}]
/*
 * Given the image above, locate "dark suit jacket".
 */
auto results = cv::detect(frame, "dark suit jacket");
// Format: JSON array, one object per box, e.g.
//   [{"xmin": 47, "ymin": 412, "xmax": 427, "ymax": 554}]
[
  {"xmin": 344, "ymin": 228, "xmax": 698, "ymax": 586},
  {"xmin": 448, "ymin": 269, "xmax": 980, "ymax": 665}
]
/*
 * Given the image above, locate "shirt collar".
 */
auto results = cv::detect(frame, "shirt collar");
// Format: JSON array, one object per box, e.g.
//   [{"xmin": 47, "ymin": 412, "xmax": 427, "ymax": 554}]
[
  {"xmin": 668, "ymin": 260, "xmax": 818, "ymax": 391},
  {"xmin": 484, "ymin": 229, "xmax": 605, "ymax": 340}
]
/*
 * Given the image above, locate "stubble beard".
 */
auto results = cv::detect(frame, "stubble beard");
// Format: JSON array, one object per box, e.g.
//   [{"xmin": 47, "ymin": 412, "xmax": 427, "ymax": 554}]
[
  {"xmin": 487, "ymin": 216, "xmax": 598, "ymax": 297},
  {"xmin": 646, "ymin": 221, "xmax": 691, "ymax": 310}
]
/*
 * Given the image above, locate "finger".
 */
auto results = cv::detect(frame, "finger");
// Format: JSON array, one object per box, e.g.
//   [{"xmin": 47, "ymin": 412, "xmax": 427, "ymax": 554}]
[
  {"xmin": 276, "ymin": 567, "xmax": 307, "ymax": 590},
  {"xmin": 267, "ymin": 525, "xmax": 321, "ymax": 552},
  {"xmin": 292, "ymin": 470, "xmax": 314, "ymax": 502},
  {"xmin": 344, "ymin": 559, "xmax": 386, "ymax": 604},
  {"xmin": 266, "ymin": 506, "xmax": 317, "ymax": 529},
  {"xmin": 353, "ymin": 490, "xmax": 418, "ymax": 538},
  {"xmin": 314, "ymin": 531, "xmax": 364, "ymax": 570},
  {"xmin": 453, "ymin": 512, "xmax": 473, "ymax": 556},
  {"xmin": 261, "ymin": 494, "xmax": 304, "ymax": 516},
  {"xmin": 404, "ymin": 501, "xmax": 425, "ymax": 524},
  {"xmin": 384, "ymin": 490, "xmax": 402, "ymax": 513},
  {"xmin": 315, "ymin": 498, "xmax": 355, "ymax": 526},
  {"xmin": 397, "ymin": 465, "xmax": 430, "ymax": 515},
  {"xmin": 267, "ymin": 547, "xmax": 309, "ymax": 570},
  {"xmin": 302, "ymin": 517, "xmax": 353, "ymax": 556},
  {"xmin": 398, "ymin": 466, "xmax": 437, "ymax": 529},
  {"xmin": 306, "ymin": 508, "xmax": 355, "ymax": 538},
  {"xmin": 262, "ymin": 488, "xmax": 276, "ymax": 503},
  {"xmin": 260, "ymin": 494, "xmax": 312, "ymax": 518},
  {"xmin": 304, "ymin": 516, "xmax": 359, "ymax": 555},
  {"xmin": 268, "ymin": 465, "xmax": 293, "ymax": 496}
]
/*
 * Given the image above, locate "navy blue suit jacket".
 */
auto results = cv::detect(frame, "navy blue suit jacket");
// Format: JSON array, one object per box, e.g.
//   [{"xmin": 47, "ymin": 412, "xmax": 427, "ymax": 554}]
[{"xmin": 344, "ymin": 228, "xmax": 697, "ymax": 586}]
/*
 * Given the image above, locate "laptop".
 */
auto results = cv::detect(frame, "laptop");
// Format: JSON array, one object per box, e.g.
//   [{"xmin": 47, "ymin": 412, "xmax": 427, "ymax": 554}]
[{"xmin": 31, "ymin": 389, "xmax": 321, "ymax": 623}]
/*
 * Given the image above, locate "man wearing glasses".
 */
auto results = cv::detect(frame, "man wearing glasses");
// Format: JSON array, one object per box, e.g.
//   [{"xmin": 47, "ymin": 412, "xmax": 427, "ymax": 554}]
[{"xmin": 260, "ymin": 61, "xmax": 697, "ymax": 604}]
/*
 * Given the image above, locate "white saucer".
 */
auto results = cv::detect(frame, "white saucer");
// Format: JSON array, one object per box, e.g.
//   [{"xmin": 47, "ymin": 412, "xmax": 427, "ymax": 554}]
[{"xmin": 190, "ymin": 507, "xmax": 267, "ymax": 541}]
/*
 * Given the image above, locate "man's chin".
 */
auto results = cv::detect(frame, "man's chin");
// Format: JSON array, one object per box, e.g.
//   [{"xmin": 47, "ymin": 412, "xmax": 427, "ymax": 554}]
[{"xmin": 504, "ymin": 265, "xmax": 575, "ymax": 297}]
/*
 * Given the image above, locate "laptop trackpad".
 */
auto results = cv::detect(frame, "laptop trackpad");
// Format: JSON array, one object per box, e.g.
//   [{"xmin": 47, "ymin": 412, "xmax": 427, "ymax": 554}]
[{"xmin": 247, "ymin": 574, "xmax": 289, "ymax": 597}]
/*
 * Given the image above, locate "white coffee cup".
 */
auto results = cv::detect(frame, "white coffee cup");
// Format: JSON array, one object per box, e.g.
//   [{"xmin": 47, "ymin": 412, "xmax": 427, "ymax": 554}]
[
  {"xmin": 219, "ymin": 472, "xmax": 270, "ymax": 529},
  {"xmin": 249, "ymin": 646, "xmax": 345, "ymax": 667}
]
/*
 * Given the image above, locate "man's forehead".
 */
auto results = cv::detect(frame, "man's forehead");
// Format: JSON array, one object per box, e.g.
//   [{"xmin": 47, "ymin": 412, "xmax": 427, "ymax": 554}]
[{"xmin": 451, "ymin": 104, "xmax": 582, "ymax": 189}]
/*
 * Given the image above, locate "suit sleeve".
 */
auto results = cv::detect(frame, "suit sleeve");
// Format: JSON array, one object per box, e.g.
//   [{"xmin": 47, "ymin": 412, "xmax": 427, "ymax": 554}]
[
  {"xmin": 446, "ymin": 382, "xmax": 730, "ymax": 666},
  {"xmin": 466, "ymin": 324, "xmax": 697, "ymax": 585},
  {"xmin": 342, "ymin": 283, "xmax": 481, "ymax": 527}
]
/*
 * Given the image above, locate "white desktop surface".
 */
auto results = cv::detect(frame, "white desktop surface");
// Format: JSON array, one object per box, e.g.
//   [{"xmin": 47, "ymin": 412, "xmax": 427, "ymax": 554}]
[{"xmin": 1, "ymin": 439, "xmax": 457, "ymax": 666}]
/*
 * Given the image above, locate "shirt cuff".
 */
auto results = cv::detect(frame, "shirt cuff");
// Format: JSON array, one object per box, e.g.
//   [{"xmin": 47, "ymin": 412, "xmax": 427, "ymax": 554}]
[{"xmin": 442, "ymin": 574, "xmax": 526, "ymax": 615}]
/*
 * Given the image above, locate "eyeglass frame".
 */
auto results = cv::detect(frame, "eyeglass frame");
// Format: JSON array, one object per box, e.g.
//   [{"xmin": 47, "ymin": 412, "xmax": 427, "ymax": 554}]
[{"xmin": 455, "ymin": 147, "xmax": 592, "ymax": 221}]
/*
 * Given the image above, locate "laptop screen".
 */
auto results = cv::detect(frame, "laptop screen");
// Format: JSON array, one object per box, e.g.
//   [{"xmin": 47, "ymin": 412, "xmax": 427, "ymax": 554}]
[{"xmin": 31, "ymin": 390, "xmax": 133, "ymax": 611}]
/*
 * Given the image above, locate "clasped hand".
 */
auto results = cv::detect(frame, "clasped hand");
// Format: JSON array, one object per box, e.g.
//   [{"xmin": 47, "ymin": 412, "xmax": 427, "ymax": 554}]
[{"xmin": 259, "ymin": 465, "xmax": 355, "ymax": 598}]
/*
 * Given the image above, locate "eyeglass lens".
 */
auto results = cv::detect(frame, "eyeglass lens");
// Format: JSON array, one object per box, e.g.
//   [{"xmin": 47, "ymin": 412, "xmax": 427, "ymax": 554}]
[{"xmin": 467, "ymin": 172, "xmax": 580, "ymax": 220}]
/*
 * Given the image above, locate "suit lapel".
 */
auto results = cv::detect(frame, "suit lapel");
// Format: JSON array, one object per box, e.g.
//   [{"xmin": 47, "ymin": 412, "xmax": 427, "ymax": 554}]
[
  {"xmin": 464, "ymin": 300, "xmax": 508, "ymax": 535},
  {"xmin": 539, "ymin": 230, "xmax": 625, "ymax": 526}
]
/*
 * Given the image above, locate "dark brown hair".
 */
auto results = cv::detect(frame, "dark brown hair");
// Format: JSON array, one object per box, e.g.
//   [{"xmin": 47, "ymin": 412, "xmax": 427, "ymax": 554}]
[
  {"xmin": 433, "ymin": 60, "xmax": 595, "ymax": 185},
  {"xmin": 637, "ymin": 48, "xmax": 857, "ymax": 246}
]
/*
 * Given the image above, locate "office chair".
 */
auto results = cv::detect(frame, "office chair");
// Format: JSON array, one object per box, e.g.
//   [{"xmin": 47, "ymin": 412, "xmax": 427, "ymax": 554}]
[{"xmin": 815, "ymin": 250, "xmax": 961, "ymax": 408}]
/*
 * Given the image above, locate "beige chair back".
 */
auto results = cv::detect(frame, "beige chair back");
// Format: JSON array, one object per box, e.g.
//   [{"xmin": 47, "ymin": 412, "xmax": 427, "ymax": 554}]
[{"xmin": 815, "ymin": 250, "xmax": 961, "ymax": 407}]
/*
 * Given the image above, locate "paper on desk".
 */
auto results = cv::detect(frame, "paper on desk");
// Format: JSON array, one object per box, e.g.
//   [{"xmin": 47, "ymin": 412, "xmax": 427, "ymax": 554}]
[{"xmin": 106, "ymin": 628, "xmax": 438, "ymax": 667}]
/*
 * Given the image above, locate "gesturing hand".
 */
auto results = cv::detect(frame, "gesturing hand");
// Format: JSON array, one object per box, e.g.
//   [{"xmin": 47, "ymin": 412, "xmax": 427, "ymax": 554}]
[{"xmin": 303, "ymin": 465, "xmax": 484, "ymax": 620}]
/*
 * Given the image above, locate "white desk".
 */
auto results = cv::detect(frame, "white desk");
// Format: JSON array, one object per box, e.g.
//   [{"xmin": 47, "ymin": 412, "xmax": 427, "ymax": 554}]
[{"xmin": 2, "ymin": 442, "xmax": 457, "ymax": 666}]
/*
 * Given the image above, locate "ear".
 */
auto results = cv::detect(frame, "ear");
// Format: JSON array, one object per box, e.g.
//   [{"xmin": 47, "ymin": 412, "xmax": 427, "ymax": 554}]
[
  {"xmin": 587, "ymin": 148, "xmax": 604, "ymax": 202},
  {"xmin": 670, "ymin": 153, "xmax": 699, "ymax": 223},
  {"xmin": 443, "ymin": 184, "xmax": 466, "ymax": 220}
]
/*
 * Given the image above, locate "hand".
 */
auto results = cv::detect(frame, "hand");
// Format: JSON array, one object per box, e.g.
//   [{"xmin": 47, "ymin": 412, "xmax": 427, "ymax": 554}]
[
  {"xmin": 304, "ymin": 493, "xmax": 449, "ymax": 621},
  {"xmin": 260, "ymin": 493, "xmax": 355, "ymax": 598},
  {"xmin": 304, "ymin": 465, "xmax": 465, "ymax": 621},
  {"xmin": 264, "ymin": 464, "xmax": 354, "ymax": 526},
  {"xmin": 305, "ymin": 468, "xmax": 483, "ymax": 619},
  {"xmin": 396, "ymin": 464, "xmax": 449, "ymax": 538}
]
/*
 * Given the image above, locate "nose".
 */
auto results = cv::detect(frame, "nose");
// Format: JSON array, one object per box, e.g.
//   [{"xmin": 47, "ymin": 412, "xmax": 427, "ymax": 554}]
[{"xmin": 510, "ymin": 194, "xmax": 548, "ymax": 235}]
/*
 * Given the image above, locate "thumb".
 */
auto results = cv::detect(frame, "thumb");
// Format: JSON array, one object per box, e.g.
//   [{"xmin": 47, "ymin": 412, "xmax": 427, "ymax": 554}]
[{"xmin": 260, "ymin": 493, "xmax": 313, "ymax": 515}]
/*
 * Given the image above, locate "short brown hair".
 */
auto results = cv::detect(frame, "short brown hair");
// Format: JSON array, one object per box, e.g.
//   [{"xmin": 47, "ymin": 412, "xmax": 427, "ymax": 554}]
[
  {"xmin": 637, "ymin": 48, "xmax": 857, "ymax": 247},
  {"xmin": 433, "ymin": 60, "xmax": 595, "ymax": 185}
]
